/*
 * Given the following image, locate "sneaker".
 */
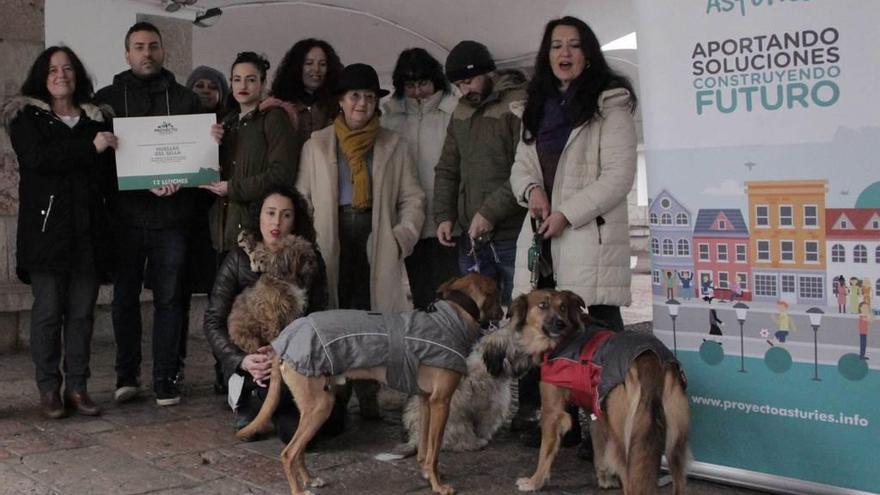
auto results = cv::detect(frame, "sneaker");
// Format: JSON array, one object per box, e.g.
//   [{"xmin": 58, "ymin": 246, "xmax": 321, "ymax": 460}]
[
  {"xmin": 155, "ymin": 377, "xmax": 181, "ymax": 406},
  {"xmin": 114, "ymin": 379, "xmax": 141, "ymax": 404}
]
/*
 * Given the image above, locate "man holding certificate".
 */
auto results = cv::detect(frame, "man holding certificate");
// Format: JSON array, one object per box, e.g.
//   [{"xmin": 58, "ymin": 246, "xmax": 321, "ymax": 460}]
[{"xmin": 95, "ymin": 21, "xmax": 221, "ymax": 407}]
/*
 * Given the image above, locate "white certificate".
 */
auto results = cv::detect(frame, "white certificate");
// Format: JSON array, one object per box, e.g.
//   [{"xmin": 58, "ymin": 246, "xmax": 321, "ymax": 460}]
[{"xmin": 113, "ymin": 113, "xmax": 219, "ymax": 191}]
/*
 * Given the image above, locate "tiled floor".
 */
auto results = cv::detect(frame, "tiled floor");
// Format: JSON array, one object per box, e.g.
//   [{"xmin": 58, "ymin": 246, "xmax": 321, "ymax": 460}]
[{"xmin": 0, "ymin": 275, "xmax": 771, "ymax": 494}]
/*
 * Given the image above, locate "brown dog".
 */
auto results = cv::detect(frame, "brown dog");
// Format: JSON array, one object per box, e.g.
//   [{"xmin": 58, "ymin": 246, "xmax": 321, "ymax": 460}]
[
  {"xmin": 486, "ymin": 290, "xmax": 689, "ymax": 494},
  {"xmin": 227, "ymin": 233, "xmax": 319, "ymax": 354},
  {"xmin": 237, "ymin": 273, "xmax": 503, "ymax": 495}
]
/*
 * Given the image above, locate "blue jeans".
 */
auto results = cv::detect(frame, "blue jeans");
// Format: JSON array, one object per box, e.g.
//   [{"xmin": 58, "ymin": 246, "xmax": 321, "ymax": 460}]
[
  {"xmin": 458, "ymin": 237, "xmax": 516, "ymax": 306},
  {"xmin": 112, "ymin": 227, "xmax": 188, "ymax": 384}
]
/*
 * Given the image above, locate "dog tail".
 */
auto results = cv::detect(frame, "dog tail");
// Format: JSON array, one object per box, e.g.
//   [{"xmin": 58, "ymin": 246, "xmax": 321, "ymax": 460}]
[
  {"xmin": 235, "ymin": 355, "xmax": 282, "ymax": 440},
  {"xmin": 662, "ymin": 363, "xmax": 690, "ymax": 495},
  {"xmin": 624, "ymin": 352, "xmax": 666, "ymax": 494}
]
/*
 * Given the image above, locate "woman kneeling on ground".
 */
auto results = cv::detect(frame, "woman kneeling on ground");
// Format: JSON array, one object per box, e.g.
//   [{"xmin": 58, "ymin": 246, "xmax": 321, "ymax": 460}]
[{"xmin": 203, "ymin": 185, "xmax": 346, "ymax": 441}]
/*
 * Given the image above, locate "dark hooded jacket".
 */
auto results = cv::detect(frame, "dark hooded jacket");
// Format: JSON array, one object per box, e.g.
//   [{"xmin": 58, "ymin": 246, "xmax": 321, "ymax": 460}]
[
  {"xmin": 2, "ymin": 97, "xmax": 115, "ymax": 283},
  {"xmin": 94, "ymin": 68, "xmax": 205, "ymax": 229},
  {"xmin": 432, "ymin": 69, "xmax": 528, "ymax": 241}
]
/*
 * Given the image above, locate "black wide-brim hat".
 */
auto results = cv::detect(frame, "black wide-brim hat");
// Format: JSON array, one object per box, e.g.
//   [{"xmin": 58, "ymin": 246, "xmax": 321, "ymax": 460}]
[{"xmin": 335, "ymin": 63, "xmax": 390, "ymax": 98}]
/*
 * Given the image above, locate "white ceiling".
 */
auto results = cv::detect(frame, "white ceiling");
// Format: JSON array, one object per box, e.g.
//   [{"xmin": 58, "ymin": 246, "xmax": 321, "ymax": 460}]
[{"xmin": 145, "ymin": 0, "xmax": 637, "ymax": 83}]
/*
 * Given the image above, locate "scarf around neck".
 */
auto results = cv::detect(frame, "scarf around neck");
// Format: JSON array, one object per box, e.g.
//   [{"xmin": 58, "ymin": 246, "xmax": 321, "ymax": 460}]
[{"xmin": 334, "ymin": 114, "xmax": 380, "ymax": 209}]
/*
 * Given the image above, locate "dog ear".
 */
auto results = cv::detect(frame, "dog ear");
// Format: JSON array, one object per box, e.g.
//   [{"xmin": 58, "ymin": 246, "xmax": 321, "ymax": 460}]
[
  {"xmin": 507, "ymin": 293, "xmax": 529, "ymax": 331},
  {"xmin": 561, "ymin": 291, "xmax": 586, "ymax": 328},
  {"xmin": 435, "ymin": 276, "xmax": 459, "ymax": 299},
  {"xmin": 481, "ymin": 341, "xmax": 507, "ymax": 377}
]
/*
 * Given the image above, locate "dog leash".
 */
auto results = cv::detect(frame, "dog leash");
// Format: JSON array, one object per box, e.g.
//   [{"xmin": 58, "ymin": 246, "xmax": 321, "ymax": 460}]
[{"xmin": 528, "ymin": 217, "xmax": 550, "ymax": 289}]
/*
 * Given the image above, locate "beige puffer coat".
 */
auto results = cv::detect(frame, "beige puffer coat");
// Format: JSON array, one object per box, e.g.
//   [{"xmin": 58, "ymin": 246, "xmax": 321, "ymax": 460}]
[{"xmin": 509, "ymin": 88, "xmax": 636, "ymax": 306}]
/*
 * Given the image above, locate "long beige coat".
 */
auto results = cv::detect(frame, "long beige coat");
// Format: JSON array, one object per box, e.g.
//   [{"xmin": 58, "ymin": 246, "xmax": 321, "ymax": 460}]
[
  {"xmin": 296, "ymin": 125, "xmax": 426, "ymax": 312},
  {"xmin": 509, "ymin": 88, "xmax": 636, "ymax": 306}
]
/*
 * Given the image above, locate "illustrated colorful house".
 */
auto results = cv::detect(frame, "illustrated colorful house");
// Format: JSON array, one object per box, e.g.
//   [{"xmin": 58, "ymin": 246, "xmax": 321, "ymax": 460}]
[
  {"xmin": 745, "ymin": 180, "xmax": 827, "ymax": 304},
  {"xmin": 825, "ymin": 208, "xmax": 880, "ymax": 309},
  {"xmin": 648, "ymin": 190, "xmax": 694, "ymax": 298},
  {"xmin": 692, "ymin": 209, "xmax": 751, "ymax": 301}
]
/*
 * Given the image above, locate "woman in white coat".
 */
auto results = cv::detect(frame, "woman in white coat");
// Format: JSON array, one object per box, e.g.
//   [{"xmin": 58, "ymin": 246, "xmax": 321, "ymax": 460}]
[
  {"xmin": 296, "ymin": 63, "xmax": 426, "ymax": 417},
  {"xmin": 508, "ymin": 15, "xmax": 638, "ymax": 451},
  {"xmin": 382, "ymin": 48, "xmax": 459, "ymax": 309}
]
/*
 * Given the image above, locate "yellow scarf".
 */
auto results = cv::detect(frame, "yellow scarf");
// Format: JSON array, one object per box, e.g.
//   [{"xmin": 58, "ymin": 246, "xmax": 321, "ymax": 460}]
[{"xmin": 334, "ymin": 114, "xmax": 380, "ymax": 209}]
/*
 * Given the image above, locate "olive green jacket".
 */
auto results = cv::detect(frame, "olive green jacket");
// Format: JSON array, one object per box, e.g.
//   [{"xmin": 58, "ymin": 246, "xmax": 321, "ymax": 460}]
[
  {"xmin": 432, "ymin": 70, "xmax": 528, "ymax": 241},
  {"xmin": 209, "ymin": 106, "xmax": 301, "ymax": 251}
]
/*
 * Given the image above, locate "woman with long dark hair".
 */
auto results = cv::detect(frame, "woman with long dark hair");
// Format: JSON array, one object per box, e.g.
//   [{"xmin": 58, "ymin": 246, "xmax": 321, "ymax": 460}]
[
  {"xmin": 203, "ymin": 185, "xmax": 344, "ymax": 440},
  {"xmin": 2, "ymin": 46, "xmax": 117, "ymax": 418},
  {"xmin": 260, "ymin": 38, "xmax": 343, "ymax": 144},
  {"xmin": 509, "ymin": 16, "xmax": 638, "ymax": 451}
]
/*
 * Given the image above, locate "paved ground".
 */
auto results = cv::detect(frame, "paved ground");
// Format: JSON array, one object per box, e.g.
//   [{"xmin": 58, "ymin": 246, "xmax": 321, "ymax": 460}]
[{"xmin": 0, "ymin": 276, "xmax": 770, "ymax": 494}]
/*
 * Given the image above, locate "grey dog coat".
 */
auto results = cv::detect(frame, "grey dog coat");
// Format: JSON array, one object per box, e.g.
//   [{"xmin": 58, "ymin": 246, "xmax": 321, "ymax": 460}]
[{"xmin": 271, "ymin": 301, "xmax": 473, "ymax": 395}]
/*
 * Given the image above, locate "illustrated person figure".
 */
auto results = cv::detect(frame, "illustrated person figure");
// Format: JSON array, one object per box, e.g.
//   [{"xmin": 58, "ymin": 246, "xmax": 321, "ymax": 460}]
[
  {"xmin": 434, "ymin": 40, "xmax": 527, "ymax": 306},
  {"xmin": 772, "ymin": 300, "xmax": 796, "ymax": 344},
  {"xmin": 848, "ymin": 277, "xmax": 860, "ymax": 314},
  {"xmin": 382, "ymin": 48, "xmax": 460, "ymax": 310},
  {"xmin": 95, "ymin": 21, "xmax": 223, "ymax": 407},
  {"xmin": 835, "ymin": 275, "xmax": 847, "ymax": 313},
  {"xmin": 861, "ymin": 277, "xmax": 872, "ymax": 312},
  {"xmin": 701, "ymin": 276, "xmax": 714, "ymax": 303},
  {"xmin": 3, "ymin": 46, "xmax": 117, "ymax": 418},
  {"xmin": 665, "ymin": 270, "xmax": 675, "ymax": 300},
  {"xmin": 708, "ymin": 299, "xmax": 723, "ymax": 337},
  {"xmin": 202, "ymin": 186, "xmax": 345, "ymax": 439},
  {"xmin": 261, "ymin": 38, "xmax": 343, "ymax": 144},
  {"xmin": 296, "ymin": 63, "xmax": 426, "ymax": 419},
  {"xmin": 858, "ymin": 302, "xmax": 872, "ymax": 360},
  {"xmin": 678, "ymin": 270, "xmax": 694, "ymax": 300}
]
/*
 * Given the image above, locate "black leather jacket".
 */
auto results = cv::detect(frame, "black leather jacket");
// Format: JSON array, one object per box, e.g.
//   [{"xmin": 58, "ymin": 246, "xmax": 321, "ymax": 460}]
[{"xmin": 203, "ymin": 246, "xmax": 329, "ymax": 380}]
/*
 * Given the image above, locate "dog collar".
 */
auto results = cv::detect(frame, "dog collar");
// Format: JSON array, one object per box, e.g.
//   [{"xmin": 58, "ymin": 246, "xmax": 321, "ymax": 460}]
[{"xmin": 440, "ymin": 290, "xmax": 481, "ymax": 323}]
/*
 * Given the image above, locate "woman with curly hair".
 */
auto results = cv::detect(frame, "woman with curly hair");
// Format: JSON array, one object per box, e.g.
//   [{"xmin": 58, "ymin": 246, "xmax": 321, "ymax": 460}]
[
  {"xmin": 203, "ymin": 185, "xmax": 345, "ymax": 441},
  {"xmin": 260, "ymin": 38, "xmax": 343, "ymax": 144}
]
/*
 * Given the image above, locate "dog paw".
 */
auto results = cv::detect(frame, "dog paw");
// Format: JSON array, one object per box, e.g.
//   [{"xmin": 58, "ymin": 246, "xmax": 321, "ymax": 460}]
[
  {"xmin": 596, "ymin": 470, "xmax": 620, "ymax": 489},
  {"xmin": 516, "ymin": 477, "xmax": 538, "ymax": 491},
  {"xmin": 432, "ymin": 483, "xmax": 455, "ymax": 495},
  {"xmin": 308, "ymin": 477, "xmax": 325, "ymax": 488}
]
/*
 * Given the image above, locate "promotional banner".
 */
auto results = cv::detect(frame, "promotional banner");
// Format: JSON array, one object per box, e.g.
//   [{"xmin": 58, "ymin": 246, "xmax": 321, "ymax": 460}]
[{"xmin": 635, "ymin": 1, "xmax": 879, "ymax": 493}]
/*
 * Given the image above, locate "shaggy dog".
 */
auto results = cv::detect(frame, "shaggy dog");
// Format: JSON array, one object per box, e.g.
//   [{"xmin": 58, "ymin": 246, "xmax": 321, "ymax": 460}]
[
  {"xmin": 394, "ymin": 323, "xmax": 532, "ymax": 455},
  {"xmin": 236, "ymin": 274, "xmax": 504, "ymax": 495},
  {"xmin": 484, "ymin": 290, "xmax": 690, "ymax": 494},
  {"xmin": 228, "ymin": 233, "xmax": 319, "ymax": 354}
]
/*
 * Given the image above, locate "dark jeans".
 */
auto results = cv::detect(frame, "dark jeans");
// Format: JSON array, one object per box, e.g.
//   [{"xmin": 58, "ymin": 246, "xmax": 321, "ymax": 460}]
[
  {"xmin": 457, "ymin": 236, "xmax": 516, "ymax": 306},
  {"xmin": 405, "ymin": 237, "xmax": 459, "ymax": 310},
  {"xmin": 337, "ymin": 206, "xmax": 372, "ymax": 310},
  {"xmin": 112, "ymin": 226, "xmax": 188, "ymax": 384},
  {"xmin": 29, "ymin": 271, "xmax": 99, "ymax": 394}
]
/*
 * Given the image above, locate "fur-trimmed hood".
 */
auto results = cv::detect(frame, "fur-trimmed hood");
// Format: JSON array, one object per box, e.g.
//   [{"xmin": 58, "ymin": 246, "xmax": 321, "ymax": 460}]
[{"xmin": 1, "ymin": 96, "xmax": 109, "ymax": 130}]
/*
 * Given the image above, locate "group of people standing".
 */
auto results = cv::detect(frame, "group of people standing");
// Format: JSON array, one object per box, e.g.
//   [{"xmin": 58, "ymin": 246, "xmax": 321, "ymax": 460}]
[{"xmin": 4, "ymin": 15, "xmax": 638, "ymax": 450}]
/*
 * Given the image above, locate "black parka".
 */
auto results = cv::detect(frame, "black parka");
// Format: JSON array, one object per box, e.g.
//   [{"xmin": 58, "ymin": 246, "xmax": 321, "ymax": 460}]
[{"xmin": 3, "ymin": 98, "xmax": 115, "ymax": 283}]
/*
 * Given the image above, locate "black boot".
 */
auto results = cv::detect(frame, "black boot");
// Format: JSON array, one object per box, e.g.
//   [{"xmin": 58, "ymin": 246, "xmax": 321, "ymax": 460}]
[{"xmin": 353, "ymin": 380, "xmax": 382, "ymax": 420}]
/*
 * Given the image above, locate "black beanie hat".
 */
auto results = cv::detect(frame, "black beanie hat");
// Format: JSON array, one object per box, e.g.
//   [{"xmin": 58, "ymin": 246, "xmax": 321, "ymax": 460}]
[{"xmin": 445, "ymin": 40, "xmax": 496, "ymax": 82}]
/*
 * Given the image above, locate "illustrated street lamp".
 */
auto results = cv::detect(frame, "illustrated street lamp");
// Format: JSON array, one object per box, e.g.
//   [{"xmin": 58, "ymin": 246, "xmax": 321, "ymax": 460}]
[
  {"xmin": 666, "ymin": 298, "xmax": 680, "ymax": 356},
  {"xmin": 806, "ymin": 307, "xmax": 824, "ymax": 381},
  {"xmin": 733, "ymin": 302, "xmax": 749, "ymax": 373}
]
